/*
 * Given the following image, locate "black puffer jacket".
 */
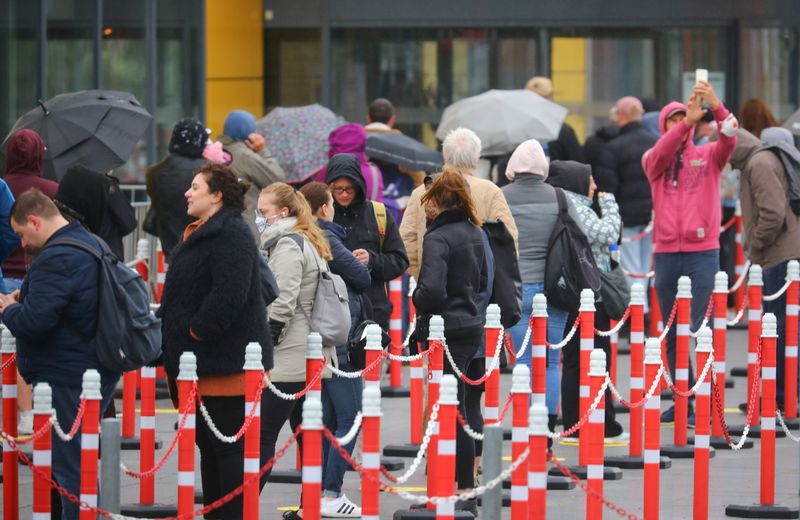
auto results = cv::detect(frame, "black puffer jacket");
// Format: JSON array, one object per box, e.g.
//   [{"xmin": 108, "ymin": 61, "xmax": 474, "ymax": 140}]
[
  {"xmin": 159, "ymin": 207, "xmax": 272, "ymax": 378},
  {"xmin": 413, "ymin": 209, "xmax": 488, "ymax": 340},
  {"xmin": 594, "ymin": 121, "xmax": 657, "ymax": 227},
  {"xmin": 584, "ymin": 123, "xmax": 619, "ymax": 175},
  {"xmin": 326, "ymin": 154, "xmax": 409, "ymax": 331}
]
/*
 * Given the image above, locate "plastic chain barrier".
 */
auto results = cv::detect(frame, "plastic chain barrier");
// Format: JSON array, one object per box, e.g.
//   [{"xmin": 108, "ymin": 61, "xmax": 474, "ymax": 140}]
[
  {"xmin": 762, "ymin": 278, "xmax": 792, "ymax": 302},
  {"xmin": 720, "ymin": 215, "xmax": 737, "ymax": 232},
  {"xmin": 776, "ymin": 410, "xmax": 800, "ymax": 443},
  {"xmin": 197, "ymin": 375, "xmax": 265, "ymax": 443},
  {"xmin": 620, "ymin": 264, "xmax": 655, "ymax": 279},
  {"xmin": 547, "ymin": 315, "xmax": 581, "ymax": 350},
  {"xmin": 729, "ymin": 260, "xmax": 751, "ymax": 294},
  {"xmin": 0, "ymin": 351, "xmax": 16, "ymax": 372},
  {"xmin": 442, "ymin": 329, "xmax": 504, "ymax": 385},
  {"xmin": 727, "ymin": 294, "xmax": 750, "ymax": 327},
  {"xmin": 689, "ymin": 295, "xmax": 715, "ymax": 338},
  {"xmin": 594, "ymin": 308, "xmax": 631, "ymax": 337},
  {"xmin": 657, "ymin": 300, "xmax": 679, "ymax": 342},
  {"xmin": 660, "ymin": 349, "xmax": 715, "ymax": 399},
  {"xmin": 263, "ymin": 359, "xmax": 326, "ymax": 400},
  {"xmin": 326, "ymin": 347, "xmax": 393, "ymax": 379},
  {"xmin": 52, "ymin": 398, "xmax": 88, "ymax": 442},
  {"xmin": 382, "ymin": 402, "xmax": 441, "ymax": 485},
  {"xmin": 710, "ymin": 337, "xmax": 762, "ymax": 450},
  {"xmin": 551, "ymin": 375, "xmax": 610, "ymax": 440},
  {"xmin": 606, "ymin": 365, "xmax": 664, "ymax": 409},
  {"xmin": 621, "ymin": 222, "xmax": 653, "ymax": 244}
]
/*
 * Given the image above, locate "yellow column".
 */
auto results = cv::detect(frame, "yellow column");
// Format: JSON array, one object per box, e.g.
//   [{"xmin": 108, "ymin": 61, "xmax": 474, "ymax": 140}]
[
  {"xmin": 205, "ymin": 0, "xmax": 264, "ymax": 136},
  {"xmin": 551, "ymin": 37, "xmax": 587, "ymax": 142}
]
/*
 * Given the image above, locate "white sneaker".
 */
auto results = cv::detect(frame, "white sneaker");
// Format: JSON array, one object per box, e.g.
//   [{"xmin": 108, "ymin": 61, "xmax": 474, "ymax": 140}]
[
  {"xmin": 18, "ymin": 412, "xmax": 33, "ymax": 435},
  {"xmin": 604, "ymin": 432, "xmax": 630, "ymax": 445},
  {"xmin": 321, "ymin": 494, "xmax": 362, "ymax": 518}
]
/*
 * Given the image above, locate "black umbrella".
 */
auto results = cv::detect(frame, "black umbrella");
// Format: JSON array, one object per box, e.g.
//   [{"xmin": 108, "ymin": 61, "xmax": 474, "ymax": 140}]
[
  {"xmin": 365, "ymin": 131, "xmax": 443, "ymax": 172},
  {"xmin": 1, "ymin": 90, "xmax": 152, "ymax": 180}
]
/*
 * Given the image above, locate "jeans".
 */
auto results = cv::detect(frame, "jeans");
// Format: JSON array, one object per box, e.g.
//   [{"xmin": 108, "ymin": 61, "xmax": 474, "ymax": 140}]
[
  {"xmin": 763, "ymin": 260, "xmax": 799, "ymax": 408},
  {"xmin": 51, "ymin": 377, "xmax": 118, "ymax": 520},
  {"xmin": 654, "ymin": 250, "xmax": 719, "ymax": 400},
  {"xmin": 621, "ymin": 226, "xmax": 653, "ymax": 313},
  {"xmin": 509, "ymin": 283, "xmax": 569, "ymax": 415},
  {"xmin": 3, "ymin": 277, "xmax": 22, "ymax": 293},
  {"xmin": 321, "ymin": 364, "xmax": 363, "ymax": 497}
]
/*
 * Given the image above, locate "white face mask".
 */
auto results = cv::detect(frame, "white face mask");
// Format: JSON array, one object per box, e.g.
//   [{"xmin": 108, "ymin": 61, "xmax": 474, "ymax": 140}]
[{"xmin": 255, "ymin": 214, "xmax": 268, "ymax": 234}]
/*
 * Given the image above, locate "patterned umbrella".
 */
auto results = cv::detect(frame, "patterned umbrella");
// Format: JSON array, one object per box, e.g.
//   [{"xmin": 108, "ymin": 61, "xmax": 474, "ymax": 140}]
[{"xmin": 257, "ymin": 104, "xmax": 344, "ymax": 182}]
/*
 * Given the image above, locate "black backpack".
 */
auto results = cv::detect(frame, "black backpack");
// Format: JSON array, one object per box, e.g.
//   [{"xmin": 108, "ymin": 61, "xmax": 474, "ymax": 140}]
[
  {"xmin": 481, "ymin": 219, "xmax": 522, "ymax": 328},
  {"xmin": 46, "ymin": 235, "xmax": 162, "ymax": 372},
  {"xmin": 544, "ymin": 188, "xmax": 602, "ymax": 312}
]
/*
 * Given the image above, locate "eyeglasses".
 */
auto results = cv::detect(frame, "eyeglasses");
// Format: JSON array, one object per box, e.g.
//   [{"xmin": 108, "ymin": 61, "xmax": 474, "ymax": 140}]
[{"xmin": 332, "ymin": 186, "xmax": 355, "ymax": 195}]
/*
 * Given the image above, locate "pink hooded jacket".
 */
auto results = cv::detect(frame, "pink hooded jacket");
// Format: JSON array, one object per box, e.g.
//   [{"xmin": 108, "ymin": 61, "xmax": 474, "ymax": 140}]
[{"xmin": 642, "ymin": 101, "xmax": 737, "ymax": 254}]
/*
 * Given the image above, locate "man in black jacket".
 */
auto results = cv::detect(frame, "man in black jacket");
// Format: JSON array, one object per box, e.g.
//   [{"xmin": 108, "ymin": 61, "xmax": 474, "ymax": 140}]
[
  {"xmin": 595, "ymin": 96, "xmax": 657, "ymax": 310},
  {"xmin": 325, "ymin": 153, "xmax": 409, "ymax": 332}
]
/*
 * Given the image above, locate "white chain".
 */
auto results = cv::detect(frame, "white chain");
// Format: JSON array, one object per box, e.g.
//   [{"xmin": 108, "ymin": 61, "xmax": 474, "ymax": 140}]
[
  {"xmin": 727, "ymin": 304, "xmax": 747, "ymax": 327},
  {"xmin": 762, "ymin": 279, "xmax": 793, "ymax": 302},
  {"xmin": 710, "ymin": 364, "xmax": 754, "ymax": 450},
  {"xmin": 326, "ymin": 362, "xmax": 366, "ymax": 379},
  {"xmin": 548, "ymin": 321, "xmax": 580, "ymax": 350},
  {"xmin": 550, "ymin": 377, "xmax": 609, "ymax": 439},
  {"xmin": 336, "ymin": 412, "xmax": 363, "ymax": 445},
  {"xmin": 459, "ymin": 418, "xmax": 485, "ymax": 441},
  {"xmin": 606, "ymin": 365, "xmax": 664, "ymax": 408},
  {"xmin": 442, "ymin": 330, "xmax": 503, "ymax": 383},
  {"xmin": 51, "ymin": 411, "xmax": 81, "ymax": 442},
  {"xmin": 660, "ymin": 351, "xmax": 714, "ymax": 397},
  {"xmin": 390, "ymin": 403, "xmax": 440, "ymax": 484},
  {"xmin": 728, "ymin": 261, "xmax": 751, "ymax": 294},
  {"xmin": 621, "ymin": 221, "xmax": 653, "ymax": 244},
  {"xmin": 516, "ymin": 320, "xmax": 532, "ymax": 359},
  {"xmin": 689, "ymin": 317, "xmax": 710, "ymax": 338},
  {"xmin": 197, "ymin": 399, "xmax": 258, "ymax": 444},
  {"xmin": 776, "ymin": 410, "xmax": 800, "ymax": 443},
  {"xmin": 594, "ymin": 311, "xmax": 630, "ymax": 337},
  {"xmin": 264, "ymin": 375, "xmax": 305, "ymax": 401},
  {"xmin": 658, "ymin": 320, "xmax": 673, "ymax": 342},
  {"xmin": 621, "ymin": 266, "xmax": 656, "ymax": 279}
]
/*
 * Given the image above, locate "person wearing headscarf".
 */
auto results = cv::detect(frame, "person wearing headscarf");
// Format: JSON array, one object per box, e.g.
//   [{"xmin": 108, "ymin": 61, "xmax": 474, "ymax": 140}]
[
  {"xmin": 314, "ymin": 123, "xmax": 385, "ymax": 203},
  {"xmin": 146, "ymin": 118, "xmax": 210, "ymax": 257}
]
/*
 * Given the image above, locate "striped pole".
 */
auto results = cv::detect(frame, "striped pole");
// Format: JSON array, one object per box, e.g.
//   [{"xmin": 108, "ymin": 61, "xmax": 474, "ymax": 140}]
[
  {"xmin": 134, "ymin": 238, "xmax": 150, "ymax": 281},
  {"xmin": 2, "ymin": 326, "xmax": 19, "ymax": 520},
  {"xmin": 644, "ymin": 338, "xmax": 662, "ymax": 520},
  {"xmin": 712, "ymin": 272, "xmax": 728, "ymax": 440},
  {"xmin": 139, "ymin": 366, "xmax": 157, "ymax": 504},
  {"xmin": 693, "ymin": 327, "xmax": 712, "ymax": 520},
  {"xmin": 733, "ymin": 201, "xmax": 746, "ymax": 312},
  {"xmin": 388, "ymin": 277, "xmax": 404, "ymax": 388},
  {"xmin": 650, "ymin": 284, "xmax": 668, "ymax": 392},
  {"xmin": 746, "ymin": 265, "xmax": 763, "ymax": 419},
  {"xmin": 121, "ymin": 370, "xmax": 139, "ymax": 447},
  {"xmin": 674, "ymin": 277, "xmax": 692, "ymax": 449},
  {"xmin": 760, "ymin": 314, "xmax": 778, "ymax": 505},
  {"xmin": 177, "ymin": 353, "xmax": 197, "ymax": 517},
  {"xmin": 610, "ymin": 319, "xmax": 619, "ymax": 393},
  {"xmin": 80, "ymin": 369, "xmax": 102, "ymax": 520},
  {"xmin": 155, "ymin": 244, "xmax": 166, "ymax": 303},
  {"xmin": 785, "ymin": 260, "xmax": 799, "ymax": 422},
  {"xmin": 301, "ymin": 394, "xmax": 323, "ymax": 520},
  {"xmin": 630, "ymin": 283, "xmax": 646, "ymax": 458},
  {"xmin": 484, "ymin": 304, "xmax": 503, "ymax": 424},
  {"xmin": 435, "ymin": 375, "xmax": 458, "ymax": 520},
  {"xmin": 578, "ymin": 289, "xmax": 595, "ymax": 467},
  {"xmin": 426, "ymin": 315, "xmax": 445, "ymax": 511},
  {"xmin": 243, "ymin": 343, "xmax": 263, "ymax": 520},
  {"xmin": 408, "ymin": 278, "xmax": 424, "ymax": 445},
  {"xmin": 586, "ymin": 349, "xmax": 606, "ymax": 520},
  {"xmin": 530, "ymin": 295, "xmax": 548, "ymax": 409},
  {"xmin": 362, "ymin": 386, "xmax": 382, "ymax": 520},
  {"xmin": 32, "ymin": 383, "xmax": 52, "ymax": 520},
  {"xmin": 306, "ymin": 333, "xmax": 324, "ymax": 402},
  {"xmin": 364, "ymin": 324, "xmax": 384, "ymax": 391},
  {"xmin": 511, "ymin": 365, "xmax": 531, "ymax": 520},
  {"xmin": 528, "ymin": 403, "xmax": 549, "ymax": 520}
]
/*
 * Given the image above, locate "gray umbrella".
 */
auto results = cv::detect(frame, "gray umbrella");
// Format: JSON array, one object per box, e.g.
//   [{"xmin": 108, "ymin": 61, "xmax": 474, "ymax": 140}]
[
  {"xmin": 1, "ymin": 90, "xmax": 152, "ymax": 180},
  {"xmin": 365, "ymin": 131, "xmax": 443, "ymax": 172},
  {"xmin": 783, "ymin": 107, "xmax": 800, "ymax": 136}
]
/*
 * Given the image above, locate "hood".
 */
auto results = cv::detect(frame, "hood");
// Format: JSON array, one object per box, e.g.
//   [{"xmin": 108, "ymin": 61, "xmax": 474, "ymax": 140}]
[
  {"xmin": 328, "ymin": 124, "xmax": 367, "ymax": 157},
  {"xmin": 546, "ymin": 160, "xmax": 592, "ymax": 197},
  {"xmin": 55, "ymin": 164, "xmax": 111, "ymax": 233},
  {"xmin": 5, "ymin": 129, "xmax": 45, "ymax": 177},
  {"xmin": 658, "ymin": 102, "xmax": 688, "ymax": 135},
  {"xmin": 641, "ymin": 112, "xmax": 661, "ymax": 137},
  {"xmin": 324, "ymin": 153, "xmax": 366, "ymax": 200},
  {"xmin": 761, "ymin": 127, "xmax": 794, "ymax": 147},
  {"xmin": 730, "ymin": 128, "xmax": 762, "ymax": 170},
  {"xmin": 594, "ymin": 123, "xmax": 620, "ymax": 141},
  {"xmin": 223, "ymin": 110, "xmax": 256, "ymax": 141},
  {"xmin": 505, "ymin": 139, "xmax": 549, "ymax": 181}
]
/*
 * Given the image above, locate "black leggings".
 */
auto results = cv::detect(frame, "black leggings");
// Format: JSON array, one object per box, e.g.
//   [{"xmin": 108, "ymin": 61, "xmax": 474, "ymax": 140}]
[{"xmin": 464, "ymin": 357, "xmax": 485, "ymax": 456}]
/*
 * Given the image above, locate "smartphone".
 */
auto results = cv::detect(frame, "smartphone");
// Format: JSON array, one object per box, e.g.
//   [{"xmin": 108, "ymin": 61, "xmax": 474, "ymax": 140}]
[{"xmin": 695, "ymin": 68, "xmax": 708, "ymax": 84}]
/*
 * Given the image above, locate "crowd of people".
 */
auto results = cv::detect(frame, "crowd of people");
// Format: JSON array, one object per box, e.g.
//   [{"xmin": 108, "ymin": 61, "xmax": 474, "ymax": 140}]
[{"xmin": 2, "ymin": 75, "xmax": 800, "ymax": 520}]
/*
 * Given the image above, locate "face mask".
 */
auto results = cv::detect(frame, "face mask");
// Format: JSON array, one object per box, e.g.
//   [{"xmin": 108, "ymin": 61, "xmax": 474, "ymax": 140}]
[{"xmin": 255, "ymin": 214, "xmax": 268, "ymax": 233}]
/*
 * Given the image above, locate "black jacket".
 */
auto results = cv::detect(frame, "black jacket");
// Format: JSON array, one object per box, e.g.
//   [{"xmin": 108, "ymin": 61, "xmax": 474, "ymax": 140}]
[
  {"xmin": 413, "ymin": 209, "xmax": 488, "ymax": 339},
  {"xmin": 594, "ymin": 121, "xmax": 657, "ymax": 227},
  {"xmin": 146, "ymin": 154, "xmax": 207, "ymax": 257},
  {"xmin": 2, "ymin": 222, "xmax": 117, "ymax": 388},
  {"xmin": 326, "ymin": 154, "xmax": 409, "ymax": 331},
  {"xmin": 159, "ymin": 207, "xmax": 272, "ymax": 379},
  {"xmin": 584, "ymin": 123, "xmax": 619, "ymax": 175},
  {"xmin": 548, "ymin": 123, "xmax": 586, "ymax": 163}
]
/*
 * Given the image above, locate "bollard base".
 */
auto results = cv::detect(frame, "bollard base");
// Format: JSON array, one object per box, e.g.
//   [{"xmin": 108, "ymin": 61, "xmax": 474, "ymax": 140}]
[
  {"xmin": 502, "ymin": 428, "xmax": 513, "ymax": 441},
  {"xmin": 502, "ymin": 475, "xmax": 576, "ymax": 490},
  {"xmin": 383, "ymin": 443, "xmax": 421, "ymax": 458},
  {"xmin": 711, "ymin": 435, "xmax": 754, "ymax": 450},
  {"xmin": 617, "ymin": 344, "xmax": 630, "ymax": 356},
  {"xmin": 604, "ymin": 454, "xmax": 672, "ymax": 469},
  {"xmin": 662, "ymin": 390, "xmax": 674, "ymax": 401},
  {"xmin": 547, "ymin": 464, "xmax": 623, "ymax": 480},
  {"xmin": 660, "ymin": 443, "xmax": 712, "ymax": 459},
  {"xmin": 395, "ymin": 506, "xmax": 475, "ymax": 519},
  {"xmin": 779, "ymin": 416, "xmax": 800, "ymax": 430},
  {"xmin": 380, "ymin": 385, "xmax": 411, "ymax": 398},
  {"xmin": 119, "ymin": 503, "xmax": 179, "ymax": 518},
  {"xmin": 194, "ymin": 490, "xmax": 203, "ymax": 504},
  {"xmin": 726, "ymin": 379, "xmax": 735, "ymax": 388},
  {"xmin": 347, "ymin": 456, "xmax": 404, "ymax": 471},
  {"xmin": 730, "ymin": 367, "xmax": 748, "ymax": 377},
  {"xmin": 613, "ymin": 402, "xmax": 630, "ymax": 414},
  {"xmin": 120, "ymin": 435, "xmax": 141, "ymax": 450},
  {"xmin": 727, "ymin": 424, "xmax": 786, "ymax": 439},
  {"xmin": 500, "ymin": 365, "xmax": 513, "ymax": 374},
  {"xmin": 477, "ymin": 491, "xmax": 511, "ymax": 507},
  {"xmin": 267, "ymin": 469, "xmax": 301, "ymax": 483},
  {"xmin": 726, "ymin": 503, "xmax": 799, "ymax": 518}
]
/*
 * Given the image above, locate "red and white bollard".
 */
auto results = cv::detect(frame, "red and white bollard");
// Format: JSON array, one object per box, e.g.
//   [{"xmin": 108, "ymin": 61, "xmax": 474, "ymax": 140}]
[
  {"xmin": 643, "ymin": 338, "xmax": 663, "ymax": 520},
  {"xmin": 609, "ymin": 319, "xmax": 619, "ymax": 392},
  {"xmin": 306, "ymin": 333, "xmax": 324, "ymax": 403},
  {"xmin": 785, "ymin": 260, "xmax": 799, "ymax": 424},
  {"xmin": 511, "ymin": 365, "xmax": 531, "ymax": 520},
  {"xmin": 693, "ymin": 327, "xmax": 713, "ymax": 520},
  {"xmin": 80, "ymin": 369, "xmax": 102, "ymax": 520},
  {"xmin": 434, "ymin": 374, "xmax": 458, "ymax": 520},
  {"xmin": 629, "ymin": 283, "xmax": 645, "ymax": 459},
  {"xmin": 733, "ymin": 200, "xmax": 747, "ymax": 312},
  {"xmin": 745, "ymin": 265, "xmax": 764, "ymax": 419},
  {"xmin": 139, "ymin": 365, "xmax": 157, "ymax": 504},
  {"xmin": 578, "ymin": 288, "xmax": 595, "ymax": 467},
  {"xmin": 426, "ymin": 315, "xmax": 445, "ymax": 511},
  {"xmin": 530, "ymin": 295, "xmax": 548, "ymax": 409},
  {"xmin": 120, "ymin": 369, "xmax": 140, "ymax": 450},
  {"xmin": 409, "ymin": 278, "xmax": 424, "ymax": 444},
  {"xmin": 243, "ymin": 343, "xmax": 263, "ymax": 520},
  {"xmin": 712, "ymin": 272, "xmax": 729, "ymax": 440},
  {"xmin": 155, "ymin": 243, "xmax": 166, "ymax": 303},
  {"xmin": 177, "ymin": 352, "xmax": 197, "ymax": 517},
  {"xmin": 663, "ymin": 276, "xmax": 694, "ymax": 458},
  {"xmin": 387, "ymin": 277, "xmax": 405, "ymax": 391},
  {"xmin": 364, "ymin": 324, "xmax": 384, "ymax": 391},
  {"xmin": 134, "ymin": 238, "xmax": 150, "ymax": 281},
  {"xmin": 586, "ymin": 349, "xmax": 607, "ymax": 520},
  {"xmin": 649, "ymin": 284, "xmax": 664, "ymax": 338},
  {"xmin": 726, "ymin": 313, "xmax": 800, "ymax": 517},
  {"xmin": 2, "ymin": 327, "xmax": 19, "ymax": 520},
  {"xmin": 528, "ymin": 403, "xmax": 549, "ymax": 520},
  {"xmin": 301, "ymin": 393, "xmax": 323, "ymax": 520},
  {"xmin": 362, "ymin": 386, "xmax": 382, "ymax": 520},
  {"xmin": 33, "ymin": 383, "xmax": 52, "ymax": 520},
  {"xmin": 484, "ymin": 304, "xmax": 503, "ymax": 423}
]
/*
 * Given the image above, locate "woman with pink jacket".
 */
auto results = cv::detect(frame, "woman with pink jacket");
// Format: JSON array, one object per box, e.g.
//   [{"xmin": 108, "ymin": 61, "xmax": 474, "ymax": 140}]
[{"xmin": 642, "ymin": 81, "xmax": 738, "ymax": 423}]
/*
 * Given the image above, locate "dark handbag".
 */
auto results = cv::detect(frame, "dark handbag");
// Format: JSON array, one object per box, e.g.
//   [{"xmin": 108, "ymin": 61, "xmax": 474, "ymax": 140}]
[
  {"xmin": 347, "ymin": 320, "xmax": 391, "ymax": 370},
  {"xmin": 599, "ymin": 263, "xmax": 631, "ymax": 320}
]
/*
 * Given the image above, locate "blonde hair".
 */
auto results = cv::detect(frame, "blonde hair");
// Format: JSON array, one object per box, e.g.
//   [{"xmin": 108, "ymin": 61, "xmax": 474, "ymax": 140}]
[
  {"xmin": 261, "ymin": 183, "xmax": 332, "ymax": 260},
  {"xmin": 525, "ymin": 76, "xmax": 554, "ymax": 98}
]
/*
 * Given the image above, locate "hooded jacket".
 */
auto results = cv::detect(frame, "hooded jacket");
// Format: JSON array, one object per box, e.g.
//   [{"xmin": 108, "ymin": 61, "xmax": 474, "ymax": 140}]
[
  {"xmin": 732, "ymin": 129, "xmax": 800, "ymax": 270},
  {"xmin": 642, "ymin": 101, "xmax": 737, "ymax": 253},
  {"xmin": 3, "ymin": 129, "xmax": 55, "ymax": 279},
  {"xmin": 584, "ymin": 123, "xmax": 619, "ymax": 174},
  {"xmin": 325, "ymin": 154, "xmax": 409, "ymax": 330},
  {"xmin": 314, "ymin": 124, "xmax": 384, "ymax": 202}
]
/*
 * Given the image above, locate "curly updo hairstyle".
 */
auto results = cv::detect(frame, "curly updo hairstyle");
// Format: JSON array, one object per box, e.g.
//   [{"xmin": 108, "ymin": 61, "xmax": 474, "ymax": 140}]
[{"xmin": 197, "ymin": 163, "xmax": 250, "ymax": 211}]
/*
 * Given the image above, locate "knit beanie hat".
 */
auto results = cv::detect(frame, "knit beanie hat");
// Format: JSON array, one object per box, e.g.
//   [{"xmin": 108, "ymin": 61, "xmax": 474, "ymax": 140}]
[
  {"xmin": 223, "ymin": 110, "xmax": 257, "ymax": 141},
  {"xmin": 505, "ymin": 139, "xmax": 549, "ymax": 181},
  {"xmin": 761, "ymin": 126, "xmax": 794, "ymax": 147},
  {"xmin": 168, "ymin": 118, "xmax": 208, "ymax": 158}
]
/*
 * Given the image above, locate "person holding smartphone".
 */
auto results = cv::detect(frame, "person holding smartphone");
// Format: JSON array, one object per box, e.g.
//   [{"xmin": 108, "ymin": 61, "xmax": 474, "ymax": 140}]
[{"xmin": 642, "ymin": 79, "xmax": 738, "ymax": 423}]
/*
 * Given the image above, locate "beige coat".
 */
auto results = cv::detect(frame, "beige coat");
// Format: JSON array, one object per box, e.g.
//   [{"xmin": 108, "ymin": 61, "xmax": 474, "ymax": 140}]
[
  {"xmin": 261, "ymin": 217, "xmax": 335, "ymax": 382},
  {"xmin": 399, "ymin": 168, "xmax": 519, "ymax": 280}
]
